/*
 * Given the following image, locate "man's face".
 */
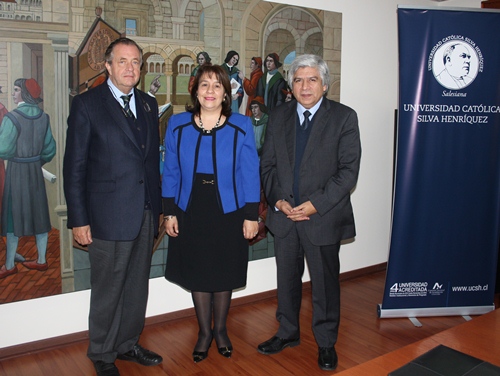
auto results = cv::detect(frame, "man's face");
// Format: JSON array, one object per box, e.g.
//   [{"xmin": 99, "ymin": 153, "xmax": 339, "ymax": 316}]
[
  {"xmin": 251, "ymin": 104, "xmax": 262, "ymax": 118},
  {"xmin": 12, "ymin": 85, "xmax": 22, "ymax": 104},
  {"xmin": 266, "ymin": 57, "xmax": 276, "ymax": 71},
  {"xmin": 250, "ymin": 59, "xmax": 257, "ymax": 71},
  {"xmin": 446, "ymin": 45, "xmax": 471, "ymax": 79},
  {"xmin": 105, "ymin": 43, "xmax": 142, "ymax": 94},
  {"xmin": 229, "ymin": 54, "xmax": 239, "ymax": 66},
  {"xmin": 292, "ymin": 67, "xmax": 326, "ymax": 109},
  {"xmin": 197, "ymin": 54, "xmax": 206, "ymax": 65}
]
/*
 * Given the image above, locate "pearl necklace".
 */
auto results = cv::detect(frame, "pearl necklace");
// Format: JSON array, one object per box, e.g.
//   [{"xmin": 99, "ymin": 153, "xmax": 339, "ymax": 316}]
[{"xmin": 198, "ymin": 114, "xmax": 222, "ymax": 134}]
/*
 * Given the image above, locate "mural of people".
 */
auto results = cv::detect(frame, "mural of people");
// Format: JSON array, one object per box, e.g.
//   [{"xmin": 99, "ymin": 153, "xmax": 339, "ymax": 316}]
[
  {"xmin": 189, "ymin": 52, "xmax": 211, "ymax": 93},
  {"xmin": 221, "ymin": 50, "xmax": 243, "ymax": 114},
  {"xmin": 238, "ymin": 57, "xmax": 263, "ymax": 116},
  {"xmin": 256, "ymin": 53, "xmax": 286, "ymax": 112},
  {"xmin": 0, "ymin": 78, "xmax": 56, "ymax": 279}
]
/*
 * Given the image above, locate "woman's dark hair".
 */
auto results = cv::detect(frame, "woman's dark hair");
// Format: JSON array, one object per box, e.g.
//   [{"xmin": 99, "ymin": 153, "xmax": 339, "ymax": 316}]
[{"xmin": 186, "ymin": 64, "xmax": 232, "ymax": 118}]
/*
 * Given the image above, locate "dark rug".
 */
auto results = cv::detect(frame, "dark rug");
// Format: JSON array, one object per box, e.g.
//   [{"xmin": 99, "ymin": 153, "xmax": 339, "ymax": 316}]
[{"xmin": 388, "ymin": 344, "xmax": 500, "ymax": 376}]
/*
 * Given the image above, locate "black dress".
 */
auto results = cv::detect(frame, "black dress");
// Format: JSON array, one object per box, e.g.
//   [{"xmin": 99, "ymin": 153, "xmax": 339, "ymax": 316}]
[{"xmin": 165, "ymin": 173, "xmax": 248, "ymax": 292}]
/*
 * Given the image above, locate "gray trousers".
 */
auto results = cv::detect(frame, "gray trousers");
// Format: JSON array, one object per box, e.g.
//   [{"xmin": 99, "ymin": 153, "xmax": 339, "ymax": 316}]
[
  {"xmin": 275, "ymin": 223, "xmax": 341, "ymax": 348},
  {"xmin": 87, "ymin": 210, "xmax": 154, "ymax": 363}
]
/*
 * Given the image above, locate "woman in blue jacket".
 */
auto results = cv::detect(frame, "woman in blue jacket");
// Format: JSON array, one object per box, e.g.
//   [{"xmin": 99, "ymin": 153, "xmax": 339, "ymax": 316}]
[{"xmin": 162, "ymin": 64, "xmax": 260, "ymax": 362}]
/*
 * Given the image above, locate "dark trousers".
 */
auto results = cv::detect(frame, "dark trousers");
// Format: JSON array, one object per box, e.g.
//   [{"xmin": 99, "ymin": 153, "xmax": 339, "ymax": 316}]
[
  {"xmin": 87, "ymin": 210, "xmax": 154, "ymax": 363},
  {"xmin": 275, "ymin": 223, "xmax": 341, "ymax": 348}
]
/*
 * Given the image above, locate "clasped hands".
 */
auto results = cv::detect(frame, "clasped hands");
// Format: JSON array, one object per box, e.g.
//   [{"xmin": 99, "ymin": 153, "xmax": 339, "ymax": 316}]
[{"xmin": 276, "ymin": 200, "xmax": 317, "ymax": 221}]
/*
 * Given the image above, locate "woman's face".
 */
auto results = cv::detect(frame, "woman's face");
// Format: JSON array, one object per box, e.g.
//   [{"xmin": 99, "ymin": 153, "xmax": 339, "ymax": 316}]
[
  {"xmin": 197, "ymin": 54, "xmax": 206, "ymax": 65},
  {"xmin": 197, "ymin": 73, "xmax": 225, "ymax": 112},
  {"xmin": 12, "ymin": 85, "xmax": 22, "ymax": 104}
]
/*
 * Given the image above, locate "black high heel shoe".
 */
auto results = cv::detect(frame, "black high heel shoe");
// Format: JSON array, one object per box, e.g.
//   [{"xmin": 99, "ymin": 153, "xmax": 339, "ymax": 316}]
[
  {"xmin": 192, "ymin": 338, "xmax": 212, "ymax": 363},
  {"xmin": 217, "ymin": 345, "xmax": 233, "ymax": 358}
]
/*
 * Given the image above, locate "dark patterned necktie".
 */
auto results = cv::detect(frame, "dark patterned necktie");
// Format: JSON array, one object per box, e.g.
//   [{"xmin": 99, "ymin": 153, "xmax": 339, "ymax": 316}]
[
  {"xmin": 301, "ymin": 110, "xmax": 311, "ymax": 130},
  {"xmin": 120, "ymin": 94, "xmax": 135, "ymax": 119}
]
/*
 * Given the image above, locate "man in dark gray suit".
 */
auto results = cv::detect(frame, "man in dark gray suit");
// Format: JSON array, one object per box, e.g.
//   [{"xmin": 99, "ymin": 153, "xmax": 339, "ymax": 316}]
[
  {"xmin": 64, "ymin": 38, "xmax": 162, "ymax": 376},
  {"xmin": 258, "ymin": 54, "xmax": 361, "ymax": 371}
]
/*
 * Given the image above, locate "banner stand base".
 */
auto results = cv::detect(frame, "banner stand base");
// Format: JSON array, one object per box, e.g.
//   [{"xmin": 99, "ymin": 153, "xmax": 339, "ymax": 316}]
[
  {"xmin": 408, "ymin": 317, "xmax": 422, "ymax": 327},
  {"xmin": 377, "ymin": 304, "xmax": 495, "ymax": 319}
]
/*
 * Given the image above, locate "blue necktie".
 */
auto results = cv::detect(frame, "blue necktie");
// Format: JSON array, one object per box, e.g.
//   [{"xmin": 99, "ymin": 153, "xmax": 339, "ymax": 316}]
[{"xmin": 301, "ymin": 110, "xmax": 311, "ymax": 130}]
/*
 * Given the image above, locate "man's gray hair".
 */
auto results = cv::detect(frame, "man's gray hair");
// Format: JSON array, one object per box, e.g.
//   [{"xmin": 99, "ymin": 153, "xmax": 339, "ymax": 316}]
[{"xmin": 288, "ymin": 54, "xmax": 330, "ymax": 94}]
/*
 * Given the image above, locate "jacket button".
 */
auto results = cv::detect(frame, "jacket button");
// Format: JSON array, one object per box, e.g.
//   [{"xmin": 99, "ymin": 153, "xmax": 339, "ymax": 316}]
[{"xmin": 139, "ymin": 180, "xmax": 144, "ymax": 184}]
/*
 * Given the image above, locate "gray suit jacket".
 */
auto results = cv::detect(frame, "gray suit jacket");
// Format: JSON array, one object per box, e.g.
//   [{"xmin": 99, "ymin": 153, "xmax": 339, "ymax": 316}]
[{"xmin": 260, "ymin": 97, "xmax": 361, "ymax": 246}]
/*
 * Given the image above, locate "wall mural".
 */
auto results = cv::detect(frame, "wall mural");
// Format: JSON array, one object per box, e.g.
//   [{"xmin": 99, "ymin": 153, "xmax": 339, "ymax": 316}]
[{"xmin": 0, "ymin": 0, "xmax": 341, "ymax": 304}]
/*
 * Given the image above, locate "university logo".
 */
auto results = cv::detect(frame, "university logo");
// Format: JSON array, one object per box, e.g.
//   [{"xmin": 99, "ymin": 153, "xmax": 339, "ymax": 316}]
[{"xmin": 429, "ymin": 35, "xmax": 483, "ymax": 90}]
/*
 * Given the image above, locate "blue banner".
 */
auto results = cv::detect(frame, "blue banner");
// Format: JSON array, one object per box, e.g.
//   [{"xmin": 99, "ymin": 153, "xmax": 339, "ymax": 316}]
[{"xmin": 379, "ymin": 7, "xmax": 500, "ymax": 318}]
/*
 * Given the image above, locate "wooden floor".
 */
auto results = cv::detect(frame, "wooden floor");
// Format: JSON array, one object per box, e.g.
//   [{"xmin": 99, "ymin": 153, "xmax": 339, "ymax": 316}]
[{"xmin": 0, "ymin": 271, "xmax": 498, "ymax": 375}]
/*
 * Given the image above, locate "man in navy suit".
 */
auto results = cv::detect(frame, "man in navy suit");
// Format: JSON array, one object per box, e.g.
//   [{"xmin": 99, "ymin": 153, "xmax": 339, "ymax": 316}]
[
  {"xmin": 258, "ymin": 54, "xmax": 361, "ymax": 371},
  {"xmin": 64, "ymin": 38, "xmax": 162, "ymax": 376}
]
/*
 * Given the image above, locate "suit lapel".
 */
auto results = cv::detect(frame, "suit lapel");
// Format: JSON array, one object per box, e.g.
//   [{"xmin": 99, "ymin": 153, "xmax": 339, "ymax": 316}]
[
  {"xmin": 284, "ymin": 103, "xmax": 296, "ymax": 168},
  {"xmin": 135, "ymin": 89, "xmax": 154, "ymax": 158}
]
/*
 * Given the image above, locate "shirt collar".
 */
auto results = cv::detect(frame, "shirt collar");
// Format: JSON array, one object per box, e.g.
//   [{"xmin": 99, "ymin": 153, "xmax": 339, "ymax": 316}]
[{"xmin": 296, "ymin": 97, "xmax": 324, "ymax": 123}]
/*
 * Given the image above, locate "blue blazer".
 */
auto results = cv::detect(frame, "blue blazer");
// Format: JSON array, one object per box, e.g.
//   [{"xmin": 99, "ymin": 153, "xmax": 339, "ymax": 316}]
[
  {"xmin": 162, "ymin": 112, "xmax": 260, "ymax": 217},
  {"xmin": 64, "ymin": 83, "xmax": 161, "ymax": 241}
]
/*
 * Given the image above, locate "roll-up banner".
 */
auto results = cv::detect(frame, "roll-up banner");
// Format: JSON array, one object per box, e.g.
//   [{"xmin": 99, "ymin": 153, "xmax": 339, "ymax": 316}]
[{"xmin": 379, "ymin": 6, "xmax": 500, "ymax": 318}]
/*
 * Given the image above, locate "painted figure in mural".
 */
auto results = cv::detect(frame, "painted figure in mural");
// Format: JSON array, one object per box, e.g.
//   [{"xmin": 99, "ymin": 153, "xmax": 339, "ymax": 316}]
[
  {"xmin": 436, "ymin": 42, "xmax": 472, "ymax": 90},
  {"xmin": 249, "ymin": 97, "xmax": 268, "ymax": 157},
  {"xmin": 238, "ymin": 57, "xmax": 263, "ymax": 116},
  {"xmin": 258, "ymin": 54, "xmax": 361, "ymax": 371},
  {"xmin": 256, "ymin": 53, "xmax": 286, "ymax": 112},
  {"xmin": 0, "ymin": 78, "xmax": 56, "ymax": 279},
  {"xmin": 221, "ymin": 50, "xmax": 243, "ymax": 114},
  {"xmin": 162, "ymin": 64, "xmax": 259, "ymax": 363},
  {"xmin": 283, "ymin": 86, "xmax": 294, "ymax": 102},
  {"xmin": 0, "ymin": 93, "xmax": 7, "ymax": 234},
  {"xmin": 63, "ymin": 38, "xmax": 163, "ymax": 376},
  {"xmin": 188, "ymin": 51, "xmax": 211, "ymax": 93},
  {"xmin": 248, "ymin": 97, "xmax": 269, "ymax": 246}
]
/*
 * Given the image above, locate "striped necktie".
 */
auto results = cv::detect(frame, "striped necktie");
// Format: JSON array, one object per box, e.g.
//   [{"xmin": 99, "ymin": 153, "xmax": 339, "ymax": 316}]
[{"xmin": 120, "ymin": 94, "xmax": 135, "ymax": 119}]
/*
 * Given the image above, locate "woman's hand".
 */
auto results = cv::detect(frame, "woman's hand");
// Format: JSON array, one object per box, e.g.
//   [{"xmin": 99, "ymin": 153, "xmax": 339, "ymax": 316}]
[
  {"xmin": 243, "ymin": 219, "xmax": 259, "ymax": 240},
  {"xmin": 164, "ymin": 216, "xmax": 179, "ymax": 237}
]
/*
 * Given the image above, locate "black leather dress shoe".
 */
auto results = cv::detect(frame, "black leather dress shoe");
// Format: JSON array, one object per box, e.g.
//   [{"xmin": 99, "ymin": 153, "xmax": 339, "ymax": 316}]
[
  {"xmin": 318, "ymin": 347, "xmax": 338, "ymax": 371},
  {"xmin": 218, "ymin": 345, "xmax": 233, "ymax": 358},
  {"xmin": 257, "ymin": 336, "xmax": 300, "ymax": 355},
  {"xmin": 93, "ymin": 361, "xmax": 120, "ymax": 376},
  {"xmin": 117, "ymin": 344, "xmax": 163, "ymax": 366}
]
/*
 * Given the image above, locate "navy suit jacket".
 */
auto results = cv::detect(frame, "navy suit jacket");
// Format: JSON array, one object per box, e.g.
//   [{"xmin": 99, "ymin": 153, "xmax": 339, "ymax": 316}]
[
  {"xmin": 63, "ymin": 83, "xmax": 161, "ymax": 241},
  {"xmin": 260, "ymin": 97, "xmax": 361, "ymax": 246}
]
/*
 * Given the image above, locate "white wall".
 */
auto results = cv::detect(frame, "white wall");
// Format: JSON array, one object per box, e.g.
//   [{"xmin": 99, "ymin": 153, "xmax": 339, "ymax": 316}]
[{"xmin": 0, "ymin": 0, "xmax": 483, "ymax": 350}]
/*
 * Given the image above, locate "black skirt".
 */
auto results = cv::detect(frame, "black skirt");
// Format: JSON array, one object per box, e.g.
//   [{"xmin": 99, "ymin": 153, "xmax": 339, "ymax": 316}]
[{"xmin": 165, "ymin": 173, "xmax": 248, "ymax": 292}]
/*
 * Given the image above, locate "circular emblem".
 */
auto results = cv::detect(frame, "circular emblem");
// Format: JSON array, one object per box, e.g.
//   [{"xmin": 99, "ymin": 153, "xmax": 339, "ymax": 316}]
[
  {"xmin": 431, "ymin": 39, "xmax": 479, "ymax": 90},
  {"xmin": 87, "ymin": 28, "xmax": 114, "ymax": 71}
]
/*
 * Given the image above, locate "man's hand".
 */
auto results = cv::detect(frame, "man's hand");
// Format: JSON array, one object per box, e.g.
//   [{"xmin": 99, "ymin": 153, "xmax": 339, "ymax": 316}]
[
  {"xmin": 73, "ymin": 225, "xmax": 92, "ymax": 245},
  {"xmin": 287, "ymin": 201, "xmax": 317, "ymax": 222}
]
